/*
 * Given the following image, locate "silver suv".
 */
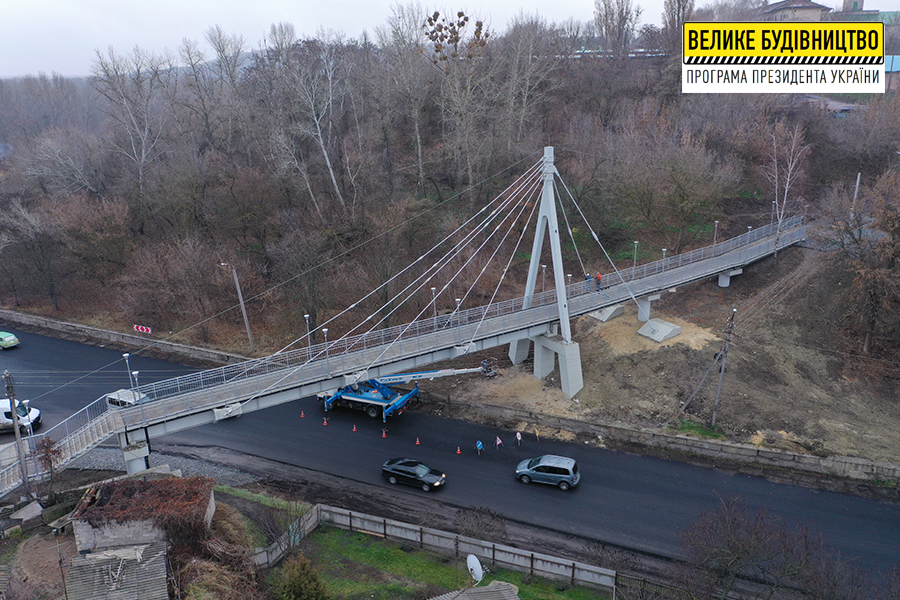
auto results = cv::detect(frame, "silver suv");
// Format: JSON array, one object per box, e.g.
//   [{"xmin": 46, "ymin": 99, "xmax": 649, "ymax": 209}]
[{"xmin": 515, "ymin": 455, "xmax": 580, "ymax": 490}]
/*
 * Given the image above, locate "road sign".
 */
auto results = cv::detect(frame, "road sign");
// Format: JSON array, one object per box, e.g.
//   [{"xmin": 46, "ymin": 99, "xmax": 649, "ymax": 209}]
[{"xmin": 133, "ymin": 325, "xmax": 152, "ymax": 334}]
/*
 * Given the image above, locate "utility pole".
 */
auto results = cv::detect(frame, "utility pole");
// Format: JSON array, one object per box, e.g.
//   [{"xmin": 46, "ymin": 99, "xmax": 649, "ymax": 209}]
[
  {"xmin": 4, "ymin": 370, "xmax": 32, "ymax": 498},
  {"xmin": 711, "ymin": 309, "xmax": 737, "ymax": 428},
  {"xmin": 673, "ymin": 309, "xmax": 737, "ymax": 427}
]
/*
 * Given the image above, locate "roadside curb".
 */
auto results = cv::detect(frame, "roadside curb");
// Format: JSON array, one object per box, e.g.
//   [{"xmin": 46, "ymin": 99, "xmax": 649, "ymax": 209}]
[{"xmin": 430, "ymin": 396, "xmax": 900, "ymax": 487}]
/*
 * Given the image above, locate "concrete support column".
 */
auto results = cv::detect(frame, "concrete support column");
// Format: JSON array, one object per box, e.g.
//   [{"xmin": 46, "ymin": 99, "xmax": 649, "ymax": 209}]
[
  {"xmin": 718, "ymin": 268, "xmax": 743, "ymax": 288},
  {"xmin": 532, "ymin": 335, "xmax": 584, "ymax": 399},
  {"xmin": 636, "ymin": 294, "xmax": 661, "ymax": 322},
  {"xmin": 508, "ymin": 338, "xmax": 530, "ymax": 365},
  {"xmin": 119, "ymin": 431, "xmax": 150, "ymax": 474}
]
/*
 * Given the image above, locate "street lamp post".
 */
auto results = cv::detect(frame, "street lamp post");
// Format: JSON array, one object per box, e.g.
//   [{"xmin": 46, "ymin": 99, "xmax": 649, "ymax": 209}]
[
  {"xmin": 323, "ymin": 328, "xmax": 330, "ymax": 375},
  {"xmin": 713, "ymin": 220, "xmax": 719, "ymax": 249},
  {"xmin": 220, "ymin": 263, "xmax": 254, "ymax": 354},
  {"xmin": 304, "ymin": 314, "xmax": 311, "ymax": 348},
  {"xmin": 662, "ymin": 248, "xmax": 667, "ymax": 272},
  {"xmin": 541, "ymin": 264, "xmax": 547, "ymax": 295},
  {"xmin": 431, "ymin": 287, "xmax": 438, "ymax": 344},
  {"xmin": 455, "ymin": 298, "xmax": 461, "ymax": 328},
  {"xmin": 632, "ymin": 241, "xmax": 638, "ymax": 278},
  {"xmin": 123, "ymin": 353, "xmax": 134, "ymax": 389},
  {"xmin": 771, "ymin": 201, "xmax": 776, "ymax": 226},
  {"xmin": 132, "ymin": 370, "xmax": 146, "ymax": 426},
  {"xmin": 567, "ymin": 273, "xmax": 572, "ymax": 288}
]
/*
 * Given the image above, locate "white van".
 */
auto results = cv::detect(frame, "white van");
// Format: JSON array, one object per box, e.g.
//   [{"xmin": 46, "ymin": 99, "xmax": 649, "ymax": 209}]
[
  {"xmin": 0, "ymin": 398, "xmax": 42, "ymax": 435},
  {"xmin": 104, "ymin": 389, "xmax": 150, "ymax": 408}
]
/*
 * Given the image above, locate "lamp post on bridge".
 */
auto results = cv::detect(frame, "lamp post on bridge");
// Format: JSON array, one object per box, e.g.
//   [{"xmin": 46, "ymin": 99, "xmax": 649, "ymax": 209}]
[
  {"xmin": 323, "ymin": 328, "xmax": 330, "ymax": 375},
  {"xmin": 431, "ymin": 287, "xmax": 438, "ymax": 344},
  {"xmin": 662, "ymin": 248, "xmax": 667, "ymax": 272},
  {"xmin": 455, "ymin": 299, "xmax": 461, "ymax": 328},
  {"xmin": 771, "ymin": 201, "xmax": 776, "ymax": 226},
  {"xmin": 541, "ymin": 264, "xmax": 546, "ymax": 295},
  {"xmin": 132, "ymin": 370, "xmax": 146, "ymax": 426},
  {"xmin": 304, "ymin": 314, "xmax": 311, "ymax": 348},
  {"xmin": 713, "ymin": 220, "xmax": 719, "ymax": 249},
  {"xmin": 632, "ymin": 241, "xmax": 638, "ymax": 278}
]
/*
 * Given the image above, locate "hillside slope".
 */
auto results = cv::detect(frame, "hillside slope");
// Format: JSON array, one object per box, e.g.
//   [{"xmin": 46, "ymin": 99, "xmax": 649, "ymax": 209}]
[{"xmin": 435, "ymin": 246, "xmax": 900, "ymax": 465}]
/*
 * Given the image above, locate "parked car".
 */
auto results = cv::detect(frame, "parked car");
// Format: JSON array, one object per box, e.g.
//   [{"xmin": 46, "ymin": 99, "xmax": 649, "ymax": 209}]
[
  {"xmin": 104, "ymin": 389, "xmax": 150, "ymax": 408},
  {"xmin": 515, "ymin": 455, "xmax": 580, "ymax": 490},
  {"xmin": 0, "ymin": 332, "xmax": 19, "ymax": 349},
  {"xmin": 382, "ymin": 458, "xmax": 446, "ymax": 491},
  {"xmin": 0, "ymin": 398, "xmax": 41, "ymax": 435}
]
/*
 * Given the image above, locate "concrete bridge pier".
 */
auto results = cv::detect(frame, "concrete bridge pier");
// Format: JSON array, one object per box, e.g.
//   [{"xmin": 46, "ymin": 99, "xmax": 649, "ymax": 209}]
[
  {"xmin": 119, "ymin": 430, "xmax": 151, "ymax": 474},
  {"xmin": 509, "ymin": 330, "xmax": 584, "ymax": 399},
  {"xmin": 718, "ymin": 268, "xmax": 742, "ymax": 287},
  {"xmin": 637, "ymin": 294, "xmax": 661, "ymax": 322}
]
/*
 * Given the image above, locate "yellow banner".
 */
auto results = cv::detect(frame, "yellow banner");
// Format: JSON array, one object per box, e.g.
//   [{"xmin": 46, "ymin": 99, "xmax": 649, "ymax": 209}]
[{"xmin": 683, "ymin": 22, "xmax": 884, "ymax": 61}]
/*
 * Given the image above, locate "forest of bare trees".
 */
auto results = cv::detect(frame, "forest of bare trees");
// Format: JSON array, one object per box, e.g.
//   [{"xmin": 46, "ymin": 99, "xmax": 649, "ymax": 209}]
[{"xmin": 0, "ymin": 2, "xmax": 898, "ymax": 359}]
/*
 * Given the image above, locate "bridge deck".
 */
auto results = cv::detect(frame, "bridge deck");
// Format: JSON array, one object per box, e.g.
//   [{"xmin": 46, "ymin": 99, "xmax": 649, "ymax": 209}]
[{"xmin": 0, "ymin": 218, "xmax": 805, "ymax": 495}]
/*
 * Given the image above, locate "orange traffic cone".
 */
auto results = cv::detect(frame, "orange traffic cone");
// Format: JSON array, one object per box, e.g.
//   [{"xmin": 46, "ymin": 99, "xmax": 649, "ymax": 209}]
[
  {"xmin": 323, "ymin": 417, "xmax": 328, "ymax": 426},
  {"xmin": 352, "ymin": 424, "xmax": 357, "ymax": 432},
  {"xmin": 456, "ymin": 446, "xmax": 461, "ymax": 454},
  {"xmin": 301, "ymin": 411, "xmax": 305, "ymax": 418},
  {"xmin": 416, "ymin": 437, "xmax": 420, "ymax": 445}
]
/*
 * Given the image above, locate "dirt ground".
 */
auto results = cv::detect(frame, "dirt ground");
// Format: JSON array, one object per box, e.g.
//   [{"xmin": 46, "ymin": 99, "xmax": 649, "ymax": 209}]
[{"xmin": 426, "ymin": 246, "xmax": 900, "ymax": 464}]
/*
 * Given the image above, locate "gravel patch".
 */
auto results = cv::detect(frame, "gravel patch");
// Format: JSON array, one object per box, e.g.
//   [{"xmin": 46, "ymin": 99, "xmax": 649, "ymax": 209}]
[{"xmin": 65, "ymin": 444, "xmax": 260, "ymax": 487}]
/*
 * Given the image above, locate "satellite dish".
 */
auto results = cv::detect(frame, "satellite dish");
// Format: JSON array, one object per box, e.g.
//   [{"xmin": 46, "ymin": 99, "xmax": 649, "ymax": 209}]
[{"xmin": 466, "ymin": 554, "xmax": 484, "ymax": 585}]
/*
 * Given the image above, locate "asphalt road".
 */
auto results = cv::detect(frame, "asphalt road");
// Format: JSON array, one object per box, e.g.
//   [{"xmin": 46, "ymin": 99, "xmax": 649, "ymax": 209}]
[{"xmin": 3, "ymin": 330, "xmax": 899, "ymax": 576}]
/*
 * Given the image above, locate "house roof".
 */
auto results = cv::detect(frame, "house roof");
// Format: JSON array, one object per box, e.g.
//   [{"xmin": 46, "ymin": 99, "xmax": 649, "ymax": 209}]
[
  {"xmin": 429, "ymin": 581, "xmax": 520, "ymax": 600},
  {"xmin": 759, "ymin": 0, "xmax": 832, "ymax": 15},
  {"xmin": 65, "ymin": 541, "xmax": 168, "ymax": 600}
]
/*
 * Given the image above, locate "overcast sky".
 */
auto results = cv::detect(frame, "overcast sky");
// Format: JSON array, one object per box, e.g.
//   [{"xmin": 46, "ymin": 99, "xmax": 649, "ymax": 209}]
[{"xmin": 4, "ymin": 1, "xmax": 894, "ymax": 79}]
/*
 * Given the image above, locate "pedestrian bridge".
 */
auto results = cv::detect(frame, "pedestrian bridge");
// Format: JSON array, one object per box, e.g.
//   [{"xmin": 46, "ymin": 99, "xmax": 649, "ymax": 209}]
[{"xmin": 0, "ymin": 163, "xmax": 806, "ymax": 495}]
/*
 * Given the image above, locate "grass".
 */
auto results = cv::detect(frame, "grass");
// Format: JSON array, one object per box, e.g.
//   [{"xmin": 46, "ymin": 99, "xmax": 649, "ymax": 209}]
[
  {"xmin": 300, "ymin": 528, "xmax": 610, "ymax": 600},
  {"xmin": 215, "ymin": 484, "xmax": 310, "ymax": 512},
  {"xmin": 675, "ymin": 419, "xmax": 727, "ymax": 440}
]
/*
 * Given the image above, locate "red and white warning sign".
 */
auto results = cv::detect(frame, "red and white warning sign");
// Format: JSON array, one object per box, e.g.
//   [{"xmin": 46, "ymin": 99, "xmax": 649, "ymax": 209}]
[{"xmin": 133, "ymin": 325, "xmax": 152, "ymax": 334}]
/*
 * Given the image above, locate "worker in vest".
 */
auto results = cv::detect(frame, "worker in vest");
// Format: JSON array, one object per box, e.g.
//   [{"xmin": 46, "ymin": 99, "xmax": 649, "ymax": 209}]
[{"xmin": 596, "ymin": 272, "xmax": 602, "ymax": 291}]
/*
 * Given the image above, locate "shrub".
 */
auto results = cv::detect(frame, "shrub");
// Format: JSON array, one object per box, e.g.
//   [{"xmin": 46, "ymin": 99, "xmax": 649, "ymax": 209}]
[{"xmin": 269, "ymin": 554, "xmax": 328, "ymax": 600}]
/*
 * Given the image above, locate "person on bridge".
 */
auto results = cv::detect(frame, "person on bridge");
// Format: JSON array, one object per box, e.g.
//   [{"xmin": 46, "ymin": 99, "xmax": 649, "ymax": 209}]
[
  {"xmin": 596, "ymin": 272, "xmax": 603, "ymax": 291},
  {"xmin": 584, "ymin": 273, "xmax": 592, "ymax": 293}
]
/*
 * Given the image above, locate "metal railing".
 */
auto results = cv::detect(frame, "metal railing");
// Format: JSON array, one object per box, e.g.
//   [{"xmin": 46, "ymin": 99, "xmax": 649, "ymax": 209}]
[{"xmin": 0, "ymin": 217, "xmax": 805, "ymax": 495}]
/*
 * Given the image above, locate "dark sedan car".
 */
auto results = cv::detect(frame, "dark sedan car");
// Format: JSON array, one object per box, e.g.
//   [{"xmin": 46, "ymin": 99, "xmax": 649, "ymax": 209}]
[{"xmin": 381, "ymin": 458, "xmax": 446, "ymax": 491}]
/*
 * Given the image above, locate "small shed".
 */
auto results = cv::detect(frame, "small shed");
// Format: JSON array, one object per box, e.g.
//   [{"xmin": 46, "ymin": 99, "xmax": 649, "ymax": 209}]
[{"xmin": 71, "ymin": 476, "xmax": 216, "ymax": 553}]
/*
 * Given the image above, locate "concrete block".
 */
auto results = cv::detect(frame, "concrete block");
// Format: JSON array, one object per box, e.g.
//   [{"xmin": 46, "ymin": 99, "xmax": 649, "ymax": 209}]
[
  {"xmin": 637, "ymin": 319, "xmax": 681, "ymax": 343},
  {"xmin": 588, "ymin": 305, "xmax": 624, "ymax": 322}
]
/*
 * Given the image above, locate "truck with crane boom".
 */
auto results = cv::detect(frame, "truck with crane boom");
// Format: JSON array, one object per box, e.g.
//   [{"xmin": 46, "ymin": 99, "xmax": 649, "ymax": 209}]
[{"xmin": 320, "ymin": 360, "xmax": 497, "ymax": 422}]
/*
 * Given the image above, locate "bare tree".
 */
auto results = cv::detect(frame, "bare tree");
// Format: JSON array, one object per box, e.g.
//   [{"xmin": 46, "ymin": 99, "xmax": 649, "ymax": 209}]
[
  {"xmin": 764, "ymin": 120, "xmax": 810, "ymax": 257},
  {"xmin": 22, "ymin": 127, "xmax": 105, "ymax": 196},
  {"xmin": 91, "ymin": 47, "xmax": 175, "ymax": 232},
  {"xmin": 495, "ymin": 13, "xmax": 558, "ymax": 150},
  {"xmin": 376, "ymin": 2, "xmax": 434, "ymax": 194},
  {"xmin": 594, "ymin": 0, "xmax": 643, "ymax": 57},
  {"xmin": 662, "ymin": 0, "xmax": 694, "ymax": 53},
  {"xmin": 424, "ymin": 10, "xmax": 495, "ymax": 200},
  {"xmin": 0, "ymin": 200, "xmax": 67, "ymax": 310},
  {"xmin": 608, "ymin": 120, "xmax": 739, "ymax": 254},
  {"xmin": 680, "ymin": 496, "xmax": 869, "ymax": 600}
]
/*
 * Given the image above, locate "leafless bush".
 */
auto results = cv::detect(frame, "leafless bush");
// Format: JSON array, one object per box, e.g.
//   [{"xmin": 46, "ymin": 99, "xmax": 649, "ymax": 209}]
[{"xmin": 454, "ymin": 505, "xmax": 507, "ymax": 542}]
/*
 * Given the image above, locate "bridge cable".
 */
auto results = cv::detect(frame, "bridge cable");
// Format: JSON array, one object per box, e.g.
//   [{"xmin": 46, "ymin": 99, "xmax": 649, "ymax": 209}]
[{"xmin": 220, "ymin": 162, "xmax": 545, "ymax": 403}]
